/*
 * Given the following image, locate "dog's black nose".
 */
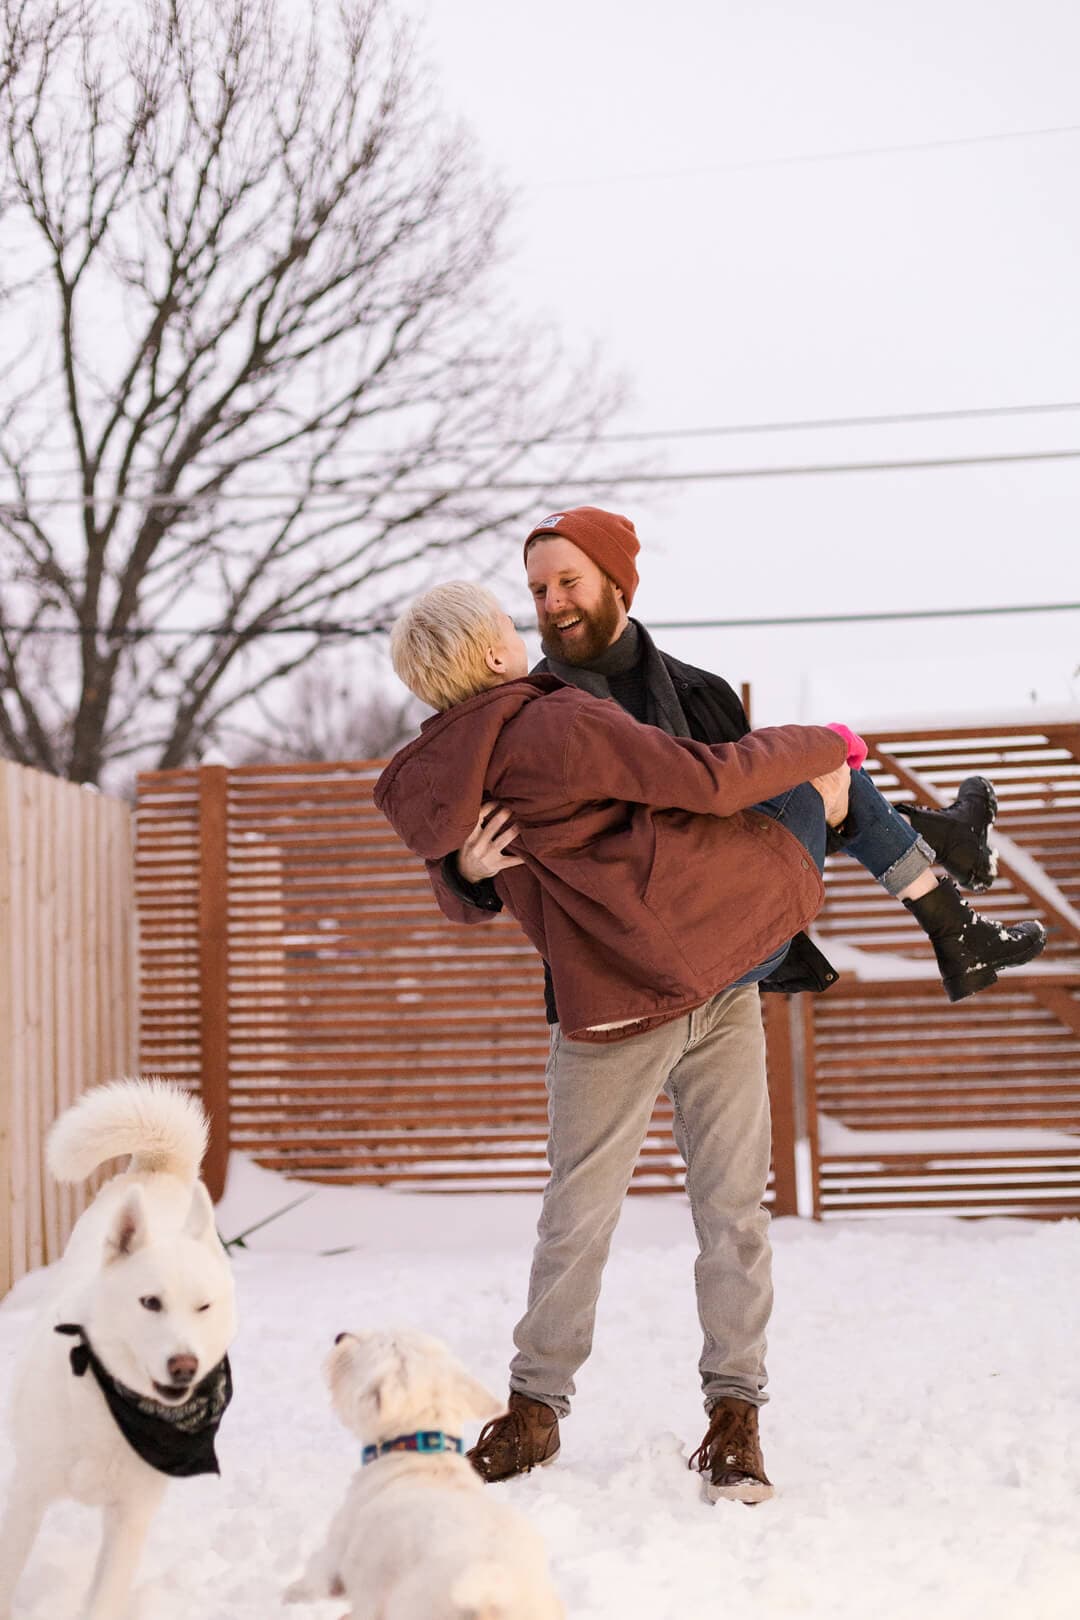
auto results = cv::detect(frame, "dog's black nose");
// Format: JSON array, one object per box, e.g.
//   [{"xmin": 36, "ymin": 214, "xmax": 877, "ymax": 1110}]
[
  {"xmin": 167, "ymin": 1353, "xmax": 198, "ymax": 1384},
  {"xmin": 334, "ymin": 1331, "xmax": 350, "ymax": 1345}
]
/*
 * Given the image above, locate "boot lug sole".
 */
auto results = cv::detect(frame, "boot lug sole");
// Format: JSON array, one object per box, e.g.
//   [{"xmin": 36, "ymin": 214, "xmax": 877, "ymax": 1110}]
[
  {"xmin": 944, "ymin": 965, "xmax": 998, "ymax": 1002},
  {"xmin": 951, "ymin": 777, "xmax": 999, "ymax": 890},
  {"xmin": 943, "ymin": 925, "xmax": 1047, "ymax": 1001},
  {"xmin": 703, "ymin": 1478, "xmax": 775, "ymax": 1505},
  {"xmin": 470, "ymin": 1444, "xmax": 560, "ymax": 1484},
  {"xmin": 964, "ymin": 775, "xmax": 998, "ymax": 823}
]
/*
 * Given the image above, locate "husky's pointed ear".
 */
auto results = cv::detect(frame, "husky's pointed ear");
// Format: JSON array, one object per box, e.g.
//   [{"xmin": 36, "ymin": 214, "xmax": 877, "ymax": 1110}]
[
  {"xmin": 105, "ymin": 1188, "xmax": 148, "ymax": 1262},
  {"xmin": 183, "ymin": 1182, "xmax": 216, "ymax": 1244},
  {"xmin": 454, "ymin": 1369, "xmax": 503, "ymax": 1423}
]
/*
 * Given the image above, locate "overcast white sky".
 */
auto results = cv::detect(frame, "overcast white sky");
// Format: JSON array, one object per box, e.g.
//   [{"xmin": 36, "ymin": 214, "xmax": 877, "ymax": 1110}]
[{"xmin": 418, "ymin": 0, "xmax": 1079, "ymax": 726}]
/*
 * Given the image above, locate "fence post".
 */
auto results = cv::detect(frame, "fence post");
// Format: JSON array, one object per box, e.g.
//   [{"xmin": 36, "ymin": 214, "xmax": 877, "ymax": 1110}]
[
  {"xmin": 763, "ymin": 994, "xmax": 798, "ymax": 1216},
  {"xmin": 740, "ymin": 681, "xmax": 752, "ymax": 727},
  {"xmin": 197, "ymin": 766, "xmax": 230, "ymax": 1201},
  {"xmin": 800, "ymin": 997, "xmax": 822, "ymax": 1219}
]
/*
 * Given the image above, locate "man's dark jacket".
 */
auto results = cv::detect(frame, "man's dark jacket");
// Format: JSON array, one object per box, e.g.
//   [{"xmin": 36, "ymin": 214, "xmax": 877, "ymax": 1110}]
[{"xmin": 438, "ymin": 648, "xmax": 840, "ymax": 1019}]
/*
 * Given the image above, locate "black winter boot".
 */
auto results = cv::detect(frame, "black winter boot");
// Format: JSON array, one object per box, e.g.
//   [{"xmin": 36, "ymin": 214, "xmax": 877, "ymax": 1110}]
[
  {"xmin": 895, "ymin": 776, "xmax": 998, "ymax": 891},
  {"xmin": 903, "ymin": 877, "xmax": 1047, "ymax": 1002}
]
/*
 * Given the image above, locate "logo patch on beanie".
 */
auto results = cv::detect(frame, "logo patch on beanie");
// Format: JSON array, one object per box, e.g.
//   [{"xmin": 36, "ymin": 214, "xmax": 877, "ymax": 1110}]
[{"xmin": 536, "ymin": 514, "xmax": 566, "ymax": 530}]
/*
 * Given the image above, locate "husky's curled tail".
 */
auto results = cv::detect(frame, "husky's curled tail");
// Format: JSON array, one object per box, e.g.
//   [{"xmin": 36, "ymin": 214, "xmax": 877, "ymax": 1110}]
[{"xmin": 47, "ymin": 1078, "xmax": 209, "ymax": 1185}]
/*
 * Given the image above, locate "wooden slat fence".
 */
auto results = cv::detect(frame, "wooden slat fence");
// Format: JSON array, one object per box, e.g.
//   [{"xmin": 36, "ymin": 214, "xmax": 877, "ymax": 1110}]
[
  {"xmin": 807, "ymin": 720, "xmax": 1080, "ymax": 1216},
  {"xmin": 135, "ymin": 717, "xmax": 1079, "ymax": 1217},
  {"xmin": 0, "ymin": 762, "xmax": 139, "ymax": 1296},
  {"xmin": 135, "ymin": 762, "xmax": 792, "ymax": 1204}
]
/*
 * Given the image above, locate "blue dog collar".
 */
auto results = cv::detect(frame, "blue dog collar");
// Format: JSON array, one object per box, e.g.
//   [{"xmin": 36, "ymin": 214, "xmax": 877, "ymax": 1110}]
[{"xmin": 362, "ymin": 1430, "xmax": 464, "ymax": 1466}]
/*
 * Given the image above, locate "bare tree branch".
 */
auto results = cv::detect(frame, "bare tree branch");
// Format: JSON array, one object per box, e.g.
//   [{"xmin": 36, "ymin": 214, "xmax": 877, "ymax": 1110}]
[
  {"xmin": 0, "ymin": 0, "xmax": 627, "ymax": 786},
  {"xmin": 231, "ymin": 655, "xmax": 424, "ymax": 763}
]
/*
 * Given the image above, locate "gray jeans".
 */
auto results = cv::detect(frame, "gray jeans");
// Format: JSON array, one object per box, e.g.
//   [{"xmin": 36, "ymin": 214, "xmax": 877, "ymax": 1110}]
[{"xmin": 509, "ymin": 984, "xmax": 772, "ymax": 1418}]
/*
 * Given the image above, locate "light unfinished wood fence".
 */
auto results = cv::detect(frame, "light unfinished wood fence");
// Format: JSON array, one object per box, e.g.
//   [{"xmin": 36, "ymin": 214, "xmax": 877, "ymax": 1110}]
[{"xmin": 0, "ymin": 763, "xmax": 140, "ymax": 1297}]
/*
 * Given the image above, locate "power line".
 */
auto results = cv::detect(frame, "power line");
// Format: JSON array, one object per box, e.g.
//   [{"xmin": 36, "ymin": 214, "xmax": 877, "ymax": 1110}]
[
  {"xmin": 528, "ymin": 120, "xmax": 1080, "ymax": 191},
  {"xmin": 539, "ymin": 398, "xmax": 1080, "ymax": 447},
  {"xmin": 13, "ymin": 397, "xmax": 1080, "ymax": 470},
  {"xmin": 3, "ymin": 601, "xmax": 1078, "ymax": 641},
  {"xmin": 510, "ymin": 399, "xmax": 1080, "ymax": 451},
  {"xmin": 643, "ymin": 602, "xmax": 1080, "ymax": 631},
  {"xmin": 0, "ymin": 620, "xmax": 382, "ymax": 641},
  {"xmin": 3, "ymin": 443, "xmax": 1080, "ymax": 512}
]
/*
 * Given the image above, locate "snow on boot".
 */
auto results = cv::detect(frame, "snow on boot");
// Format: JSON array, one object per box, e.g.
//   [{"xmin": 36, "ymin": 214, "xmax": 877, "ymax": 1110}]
[
  {"xmin": 903, "ymin": 877, "xmax": 1047, "ymax": 1002},
  {"xmin": 895, "ymin": 775, "xmax": 999, "ymax": 891}
]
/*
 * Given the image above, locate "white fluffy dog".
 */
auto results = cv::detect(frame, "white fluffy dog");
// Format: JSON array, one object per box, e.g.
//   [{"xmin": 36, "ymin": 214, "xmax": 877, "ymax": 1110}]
[
  {"xmin": 0, "ymin": 1080, "xmax": 237, "ymax": 1620},
  {"xmin": 286, "ymin": 1329, "xmax": 565, "ymax": 1620}
]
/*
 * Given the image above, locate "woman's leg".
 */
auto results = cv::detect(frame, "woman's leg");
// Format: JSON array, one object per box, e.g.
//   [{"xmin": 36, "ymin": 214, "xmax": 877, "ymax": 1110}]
[
  {"xmin": 746, "ymin": 774, "xmax": 1046, "ymax": 1001},
  {"xmin": 828, "ymin": 767, "xmax": 937, "ymax": 898},
  {"xmin": 812, "ymin": 769, "xmax": 1045, "ymax": 998},
  {"xmin": 727, "ymin": 783, "xmax": 830, "ymax": 988}
]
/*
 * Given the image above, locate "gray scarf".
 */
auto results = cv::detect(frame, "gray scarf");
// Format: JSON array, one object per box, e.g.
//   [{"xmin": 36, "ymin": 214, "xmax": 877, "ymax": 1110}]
[{"xmin": 540, "ymin": 619, "xmax": 690, "ymax": 737}]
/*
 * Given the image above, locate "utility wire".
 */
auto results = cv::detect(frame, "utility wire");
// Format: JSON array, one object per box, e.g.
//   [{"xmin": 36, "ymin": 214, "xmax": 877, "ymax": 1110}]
[
  {"xmin": 3, "ymin": 601, "xmax": 1078, "ymax": 642},
  {"xmin": 12, "ymin": 398, "xmax": 1080, "ymax": 470},
  {"xmin": 644, "ymin": 602, "xmax": 1080, "ymax": 631},
  {"xmin": 3, "ymin": 443, "xmax": 1080, "ymax": 512},
  {"xmin": 528, "ymin": 120, "xmax": 1080, "ymax": 190},
  {"xmin": 533, "ymin": 398, "xmax": 1080, "ymax": 447}
]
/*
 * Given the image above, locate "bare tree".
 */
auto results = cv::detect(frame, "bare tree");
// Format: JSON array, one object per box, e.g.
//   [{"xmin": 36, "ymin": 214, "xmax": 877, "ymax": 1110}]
[
  {"xmin": 0, "ymin": 1, "xmax": 78, "ymax": 221},
  {"xmin": 233, "ymin": 649, "xmax": 426, "ymax": 763},
  {"xmin": 0, "ymin": 0, "xmax": 621, "ymax": 785}
]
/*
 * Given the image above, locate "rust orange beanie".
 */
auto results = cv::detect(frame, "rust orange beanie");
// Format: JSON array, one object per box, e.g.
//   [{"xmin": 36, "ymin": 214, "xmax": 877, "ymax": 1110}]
[{"xmin": 523, "ymin": 506, "xmax": 640, "ymax": 608}]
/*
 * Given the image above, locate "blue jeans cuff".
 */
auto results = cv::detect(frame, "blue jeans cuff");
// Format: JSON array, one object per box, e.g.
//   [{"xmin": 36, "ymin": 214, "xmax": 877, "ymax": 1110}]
[{"xmin": 877, "ymin": 833, "xmax": 935, "ymax": 896}]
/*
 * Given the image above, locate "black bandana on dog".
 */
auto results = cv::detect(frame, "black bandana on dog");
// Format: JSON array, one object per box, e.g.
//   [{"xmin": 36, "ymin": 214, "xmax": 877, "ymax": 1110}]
[{"xmin": 55, "ymin": 1323, "xmax": 232, "ymax": 1478}]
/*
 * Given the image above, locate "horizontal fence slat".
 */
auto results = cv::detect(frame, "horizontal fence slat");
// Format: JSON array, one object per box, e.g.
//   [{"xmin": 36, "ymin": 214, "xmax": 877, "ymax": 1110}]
[{"xmin": 136, "ymin": 723, "xmax": 1080, "ymax": 1212}]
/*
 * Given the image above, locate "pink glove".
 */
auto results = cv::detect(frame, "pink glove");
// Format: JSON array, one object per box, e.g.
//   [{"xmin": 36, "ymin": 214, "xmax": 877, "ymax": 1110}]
[{"xmin": 826, "ymin": 722, "xmax": 868, "ymax": 771}]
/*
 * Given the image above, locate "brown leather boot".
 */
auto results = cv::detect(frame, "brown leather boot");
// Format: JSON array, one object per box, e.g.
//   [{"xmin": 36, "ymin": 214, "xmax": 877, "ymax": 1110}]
[
  {"xmin": 466, "ymin": 1391, "xmax": 561, "ymax": 1483},
  {"xmin": 689, "ymin": 1396, "xmax": 774, "ymax": 1504}
]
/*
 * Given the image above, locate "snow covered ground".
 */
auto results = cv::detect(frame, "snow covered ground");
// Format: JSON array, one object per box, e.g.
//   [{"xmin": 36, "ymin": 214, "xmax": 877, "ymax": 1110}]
[{"xmin": 2, "ymin": 1154, "xmax": 1079, "ymax": 1620}]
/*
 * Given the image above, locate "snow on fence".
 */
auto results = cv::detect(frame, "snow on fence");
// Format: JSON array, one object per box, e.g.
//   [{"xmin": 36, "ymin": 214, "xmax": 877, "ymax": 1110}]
[
  {"xmin": 0, "ymin": 762, "xmax": 139, "ymax": 1296},
  {"xmin": 809, "ymin": 720, "xmax": 1080, "ymax": 1216},
  {"xmin": 134, "ymin": 718, "xmax": 1080, "ymax": 1218}
]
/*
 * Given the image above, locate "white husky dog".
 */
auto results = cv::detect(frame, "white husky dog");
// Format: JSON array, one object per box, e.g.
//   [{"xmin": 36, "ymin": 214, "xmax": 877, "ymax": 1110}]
[
  {"xmin": 286, "ymin": 1328, "xmax": 565, "ymax": 1620},
  {"xmin": 0, "ymin": 1079, "xmax": 237, "ymax": 1620}
]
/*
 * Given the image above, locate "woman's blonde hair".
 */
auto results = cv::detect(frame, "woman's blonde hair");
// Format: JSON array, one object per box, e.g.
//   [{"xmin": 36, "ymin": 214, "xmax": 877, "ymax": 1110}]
[{"xmin": 390, "ymin": 581, "xmax": 508, "ymax": 711}]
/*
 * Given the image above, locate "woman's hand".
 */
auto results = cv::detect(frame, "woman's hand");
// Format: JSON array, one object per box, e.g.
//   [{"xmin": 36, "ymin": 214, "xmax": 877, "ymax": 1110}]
[
  {"xmin": 811, "ymin": 763, "xmax": 851, "ymax": 828},
  {"xmin": 457, "ymin": 802, "xmax": 525, "ymax": 883}
]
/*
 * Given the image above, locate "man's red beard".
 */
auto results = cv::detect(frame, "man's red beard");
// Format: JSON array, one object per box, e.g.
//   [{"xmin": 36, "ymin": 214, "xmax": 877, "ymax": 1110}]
[{"xmin": 538, "ymin": 578, "xmax": 624, "ymax": 665}]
